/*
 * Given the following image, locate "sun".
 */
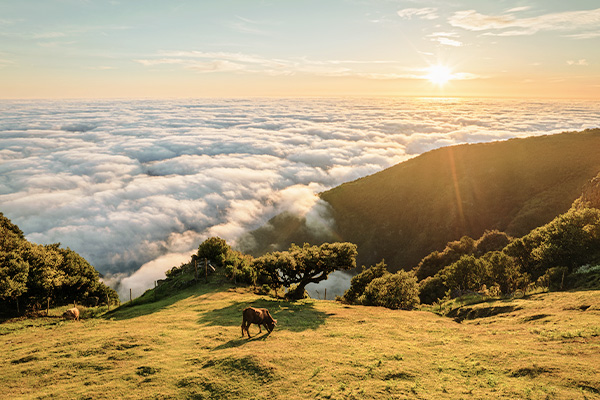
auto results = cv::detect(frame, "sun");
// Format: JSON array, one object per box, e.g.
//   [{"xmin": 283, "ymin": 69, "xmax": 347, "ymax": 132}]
[{"xmin": 426, "ymin": 65, "xmax": 453, "ymax": 86}]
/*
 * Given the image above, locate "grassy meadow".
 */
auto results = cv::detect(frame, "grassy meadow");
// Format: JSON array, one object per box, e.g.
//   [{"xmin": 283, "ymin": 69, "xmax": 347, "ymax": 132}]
[{"xmin": 1, "ymin": 282, "xmax": 599, "ymax": 400}]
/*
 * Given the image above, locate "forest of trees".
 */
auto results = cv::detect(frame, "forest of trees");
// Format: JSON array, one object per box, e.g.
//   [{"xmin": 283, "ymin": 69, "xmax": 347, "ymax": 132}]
[
  {"xmin": 0, "ymin": 213, "xmax": 119, "ymax": 316},
  {"xmin": 341, "ymin": 203, "xmax": 600, "ymax": 309}
]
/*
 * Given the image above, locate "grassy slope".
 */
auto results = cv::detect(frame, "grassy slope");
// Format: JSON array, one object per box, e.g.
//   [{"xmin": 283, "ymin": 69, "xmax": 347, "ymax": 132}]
[
  {"xmin": 245, "ymin": 129, "xmax": 600, "ymax": 270},
  {"xmin": 2, "ymin": 282, "xmax": 599, "ymax": 400}
]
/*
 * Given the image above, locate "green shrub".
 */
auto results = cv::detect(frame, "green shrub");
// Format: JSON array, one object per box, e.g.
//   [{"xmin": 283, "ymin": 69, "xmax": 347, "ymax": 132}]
[
  {"xmin": 359, "ymin": 270, "xmax": 420, "ymax": 310},
  {"xmin": 418, "ymin": 275, "xmax": 447, "ymax": 304},
  {"xmin": 537, "ymin": 266, "xmax": 569, "ymax": 291},
  {"xmin": 441, "ymin": 255, "xmax": 491, "ymax": 295},
  {"xmin": 505, "ymin": 207, "xmax": 600, "ymax": 279},
  {"xmin": 475, "ymin": 230, "xmax": 512, "ymax": 255},
  {"xmin": 414, "ymin": 236, "xmax": 475, "ymax": 281},
  {"xmin": 224, "ymin": 250, "xmax": 255, "ymax": 285},
  {"xmin": 196, "ymin": 237, "xmax": 231, "ymax": 268},
  {"xmin": 342, "ymin": 261, "xmax": 387, "ymax": 304},
  {"xmin": 483, "ymin": 251, "xmax": 522, "ymax": 294}
]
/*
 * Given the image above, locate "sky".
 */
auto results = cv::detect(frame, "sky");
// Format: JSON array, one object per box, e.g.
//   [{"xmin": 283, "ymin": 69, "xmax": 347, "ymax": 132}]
[{"xmin": 1, "ymin": 0, "xmax": 599, "ymax": 99}]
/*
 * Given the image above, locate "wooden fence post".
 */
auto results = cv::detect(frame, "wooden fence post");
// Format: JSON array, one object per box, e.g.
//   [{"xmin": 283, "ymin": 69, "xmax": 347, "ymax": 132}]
[
  {"xmin": 130, "ymin": 288, "xmax": 132, "ymax": 303},
  {"xmin": 325, "ymin": 288, "xmax": 327, "ymax": 300},
  {"xmin": 205, "ymin": 258, "xmax": 208, "ymax": 283}
]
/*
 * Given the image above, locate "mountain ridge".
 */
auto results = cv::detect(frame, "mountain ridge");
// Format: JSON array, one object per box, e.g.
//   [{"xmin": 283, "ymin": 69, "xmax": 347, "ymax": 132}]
[{"xmin": 242, "ymin": 128, "xmax": 600, "ymax": 270}]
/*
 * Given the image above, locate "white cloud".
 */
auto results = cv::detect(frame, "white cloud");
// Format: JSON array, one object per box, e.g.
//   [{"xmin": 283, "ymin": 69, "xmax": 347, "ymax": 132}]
[
  {"xmin": 397, "ymin": 7, "xmax": 439, "ymax": 20},
  {"xmin": 449, "ymin": 8, "xmax": 600, "ymax": 36},
  {"xmin": 506, "ymin": 7, "xmax": 532, "ymax": 13},
  {"xmin": 1, "ymin": 98, "xmax": 599, "ymax": 299},
  {"xmin": 117, "ymin": 252, "xmax": 192, "ymax": 299},
  {"xmin": 567, "ymin": 59, "xmax": 588, "ymax": 66},
  {"xmin": 433, "ymin": 37, "xmax": 462, "ymax": 47},
  {"xmin": 564, "ymin": 31, "xmax": 600, "ymax": 39},
  {"xmin": 137, "ymin": 51, "xmax": 426, "ymax": 80}
]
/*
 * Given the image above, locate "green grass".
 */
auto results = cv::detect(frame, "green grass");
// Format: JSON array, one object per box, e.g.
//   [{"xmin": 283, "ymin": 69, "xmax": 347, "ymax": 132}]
[{"xmin": 2, "ymin": 282, "xmax": 599, "ymax": 399}]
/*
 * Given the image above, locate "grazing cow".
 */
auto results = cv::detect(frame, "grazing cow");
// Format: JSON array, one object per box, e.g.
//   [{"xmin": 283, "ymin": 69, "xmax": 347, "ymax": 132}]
[
  {"xmin": 241, "ymin": 307, "xmax": 277, "ymax": 338},
  {"xmin": 62, "ymin": 307, "xmax": 80, "ymax": 321}
]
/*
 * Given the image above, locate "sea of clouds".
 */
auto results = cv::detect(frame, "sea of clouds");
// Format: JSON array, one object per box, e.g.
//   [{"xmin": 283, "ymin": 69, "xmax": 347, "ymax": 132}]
[{"xmin": 0, "ymin": 97, "xmax": 598, "ymax": 299}]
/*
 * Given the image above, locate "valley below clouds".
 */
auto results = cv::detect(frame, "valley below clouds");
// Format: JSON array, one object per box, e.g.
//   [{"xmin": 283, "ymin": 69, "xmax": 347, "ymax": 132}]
[{"xmin": 1, "ymin": 97, "xmax": 598, "ymax": 298}]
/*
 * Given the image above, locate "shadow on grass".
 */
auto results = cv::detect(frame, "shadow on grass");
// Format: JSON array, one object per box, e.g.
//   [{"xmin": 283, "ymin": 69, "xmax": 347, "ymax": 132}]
[
  {"xmin": 197, "ymin": 298, "xmax": 331, "ymax": 335},
  {"xmin": 212, "ymin": 332, "xmax": 272, "ymax": 351},
  {"xmin": 447, "ymin": 305, "xmax": 521, "ymax": 323},
  {"xmin": 103, "ymin": 282, "xmax": 226, "ymax": 321}
]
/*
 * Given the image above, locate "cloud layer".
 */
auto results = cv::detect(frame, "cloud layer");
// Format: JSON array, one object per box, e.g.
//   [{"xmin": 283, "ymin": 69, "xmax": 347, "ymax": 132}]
[
  {"xmin": 1, "ymin": 98, "xmax": 598, "ymax": 298},
  {"xmin": 449, "ymin": 7, "xmax": 600, "ymax": 36}
]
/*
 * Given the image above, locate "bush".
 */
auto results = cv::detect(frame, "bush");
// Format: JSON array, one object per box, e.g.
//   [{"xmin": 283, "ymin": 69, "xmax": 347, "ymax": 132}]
[
  {"xmin": 484, "ymin": 251, "xmax": 522, "ymax": 294},
  {"xmin": 418, "ymin": 275, "xmax": 447, "ymax": 304},
  {"xmin": 475, "ymin": 230, "xmax": 512, "ymax": 255},
  {"xmin": 255, "ymin": 284, "xmax": 271, "ymax": 296},
  {"xmin": 441, "ymin": 255, "xmax": 491, "ymax": 295},
  {"xmin": 342, "ymin": 261, "xmax": 387, "ymax": 304},
  {"xmin": 415, "ymin": 251, "xmax": 452, "ymax": 281},
  {"xmin": 537, "ymin": 266, "xmax": 569, "ymax": 291},
  {"xmin": 505, "ymin": 207, "xmax": 600, "ymax": 279},
  {"xmin": 197, "ymin": 237, "xmax": 231, "ymax": 268},
  {"xmin": 359, "ymin": 270, "xmax": 420, "ymax": 310},
  {"xmin": 415, "ymin": 236, "xmax": 475, "ymax": 280},
  {"xmin": 224, "ymin": 250, "xmax": 255, "ymax": 285}
]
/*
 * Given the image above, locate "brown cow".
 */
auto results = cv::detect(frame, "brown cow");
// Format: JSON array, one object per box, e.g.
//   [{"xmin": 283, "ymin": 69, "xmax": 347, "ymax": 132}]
[
  {"xmin": 62, "ymin": 307, "xmax": 80, "ymax": 321},
  {"xmin": 241, "ymin": 307, "xmax": 277, "ymax": 338}
]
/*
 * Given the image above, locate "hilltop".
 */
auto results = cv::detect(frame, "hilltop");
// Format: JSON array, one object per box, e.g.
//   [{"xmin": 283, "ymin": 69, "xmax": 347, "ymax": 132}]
[
  {"xmin": 243, "ymin": 128, "xmax": 600, "ymax": 270},
  {"xmin": 1, "ymin": 279, "xmax": 599, "ymax": 399}
]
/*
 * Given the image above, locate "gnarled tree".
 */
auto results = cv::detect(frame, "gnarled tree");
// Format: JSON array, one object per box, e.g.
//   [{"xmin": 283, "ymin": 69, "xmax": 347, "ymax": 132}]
[{"xmin": 282, "ymin": 242, "xmax": 357, "ymax": 300}]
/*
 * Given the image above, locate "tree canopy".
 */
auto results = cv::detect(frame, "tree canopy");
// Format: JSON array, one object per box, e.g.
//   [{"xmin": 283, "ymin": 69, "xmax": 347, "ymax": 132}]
[
  {"xmin": 0, "ymin": 212, "xmax": 119, "ymax": 315},
  {"xmin": 418, "ymin": 206, "xmax": 600, "ymax": 303},
  {"xmin": 253, "ymin": 242, "xmax": 357, "ymax": 300}
]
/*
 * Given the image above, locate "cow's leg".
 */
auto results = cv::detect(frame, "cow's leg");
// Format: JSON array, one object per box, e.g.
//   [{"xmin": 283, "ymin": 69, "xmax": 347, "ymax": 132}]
[
  {"xmin": 258, "ymin": 324, "xmax": 262, "ymax": 334},
  {"xmin": 241, "ymin": 322, "xmax": 245, "ymax": 337}
]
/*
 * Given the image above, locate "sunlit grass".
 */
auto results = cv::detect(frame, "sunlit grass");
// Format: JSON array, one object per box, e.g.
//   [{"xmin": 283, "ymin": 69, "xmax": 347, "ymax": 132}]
[{"xmin": 2, "ymin": 282, "xmax": 599, "ymax": 399}]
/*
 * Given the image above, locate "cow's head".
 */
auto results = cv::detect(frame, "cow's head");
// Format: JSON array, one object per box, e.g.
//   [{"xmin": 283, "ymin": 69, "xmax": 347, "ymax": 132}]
[
  {"xmin": 266, "ymin": 318, "xmax": 277, "ymax": 333},
  {"xmin": 62, "ymin": 310, "xmax": 75, "ymax": 320}
]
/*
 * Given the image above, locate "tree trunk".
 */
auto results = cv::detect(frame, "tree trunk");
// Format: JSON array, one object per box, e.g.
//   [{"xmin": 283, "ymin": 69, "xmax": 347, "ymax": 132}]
[{"xmin": 286, "ymin": 281, "xmax": 309, "ymax": 300}]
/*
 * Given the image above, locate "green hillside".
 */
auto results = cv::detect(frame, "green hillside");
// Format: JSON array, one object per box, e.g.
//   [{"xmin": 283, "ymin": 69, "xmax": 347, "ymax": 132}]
[
  {"xmin": 244, "ymin": 129, "xmax": 600, "ymax": 270},
  {"xmin": 2, "ymin": 279, "xmax": 599, "ymax": 399}
]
